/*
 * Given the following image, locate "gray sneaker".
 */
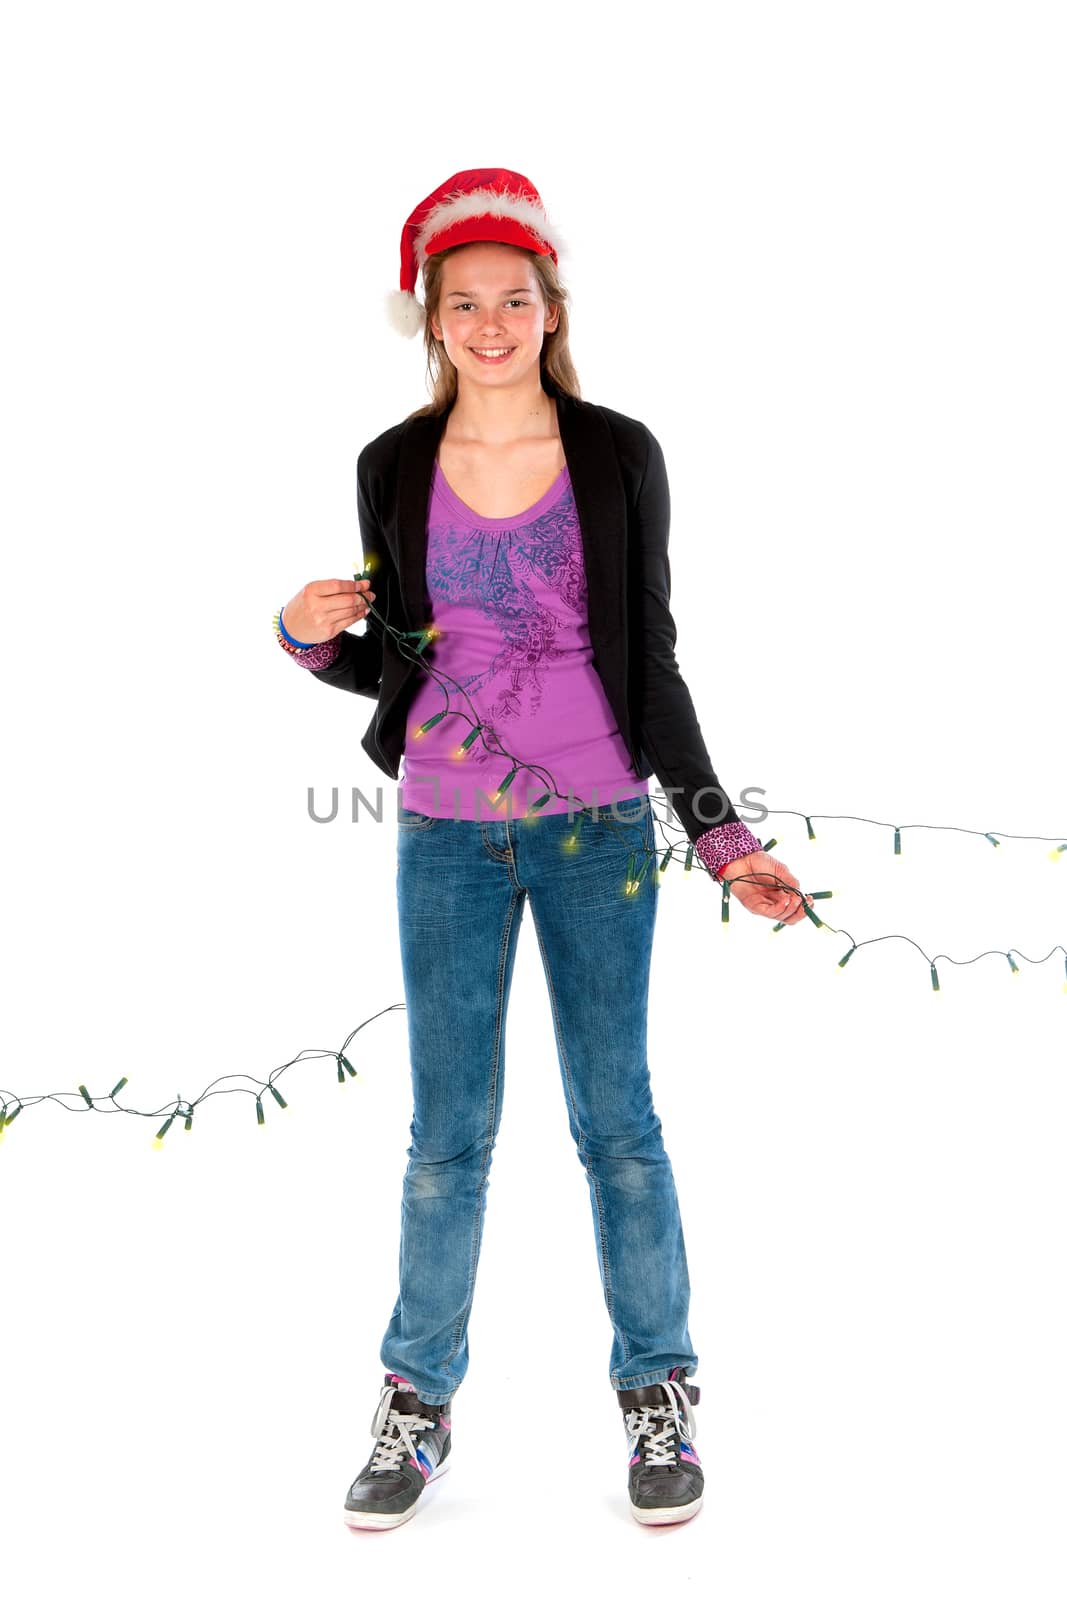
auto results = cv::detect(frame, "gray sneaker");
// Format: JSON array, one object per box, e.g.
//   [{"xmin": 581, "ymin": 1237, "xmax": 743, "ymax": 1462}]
[
  {"xmin": 618, "ymin": 1367, "xmax": 703, "ymax": 1525},
  {"xmin": 343, "ymin": 1372, "xmax": 453, "ymax": 1531}
]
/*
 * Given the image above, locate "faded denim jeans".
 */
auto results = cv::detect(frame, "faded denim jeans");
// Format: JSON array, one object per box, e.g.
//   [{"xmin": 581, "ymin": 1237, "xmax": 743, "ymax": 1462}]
[{"xmin": 380, "ymin": 791, "xmax": 699, "ymax": 1406}]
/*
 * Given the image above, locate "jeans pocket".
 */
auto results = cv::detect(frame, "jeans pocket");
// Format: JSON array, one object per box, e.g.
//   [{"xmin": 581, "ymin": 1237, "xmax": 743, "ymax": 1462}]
[
  {"xmin": 601, "ymin": 793, "xmax": 648, "ymax": 822},
  {"xmin": 397, "ymin": 806, "xmax": 439, "ymax": 831}
]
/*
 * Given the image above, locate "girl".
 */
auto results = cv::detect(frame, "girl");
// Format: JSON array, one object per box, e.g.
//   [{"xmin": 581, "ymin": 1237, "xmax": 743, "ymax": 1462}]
[{"xmin": 274, "ymin": 170, "xmax": 811, "ymax": 1530}]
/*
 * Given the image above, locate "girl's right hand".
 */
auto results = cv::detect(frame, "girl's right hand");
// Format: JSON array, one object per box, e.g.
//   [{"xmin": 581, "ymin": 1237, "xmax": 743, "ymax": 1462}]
[{"xmin": 280, "ymin": 578, "xmax": 376, "ymax": 645}]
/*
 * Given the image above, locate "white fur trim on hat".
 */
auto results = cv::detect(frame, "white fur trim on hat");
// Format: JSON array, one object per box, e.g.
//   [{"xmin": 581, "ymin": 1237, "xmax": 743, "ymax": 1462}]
[
  {"xmin": 414, "ymin": 185, "xmax": 566, "ymax": 270},
  {"xmin": 385, "ymin": 288, "xmax": 426, "ymax": 339}
]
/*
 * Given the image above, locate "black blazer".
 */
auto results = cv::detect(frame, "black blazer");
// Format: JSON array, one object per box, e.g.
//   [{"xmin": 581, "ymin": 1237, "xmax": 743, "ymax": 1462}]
[{"xmin": 306, "ymin": 372, "xmax": 744, "ymax": 847}]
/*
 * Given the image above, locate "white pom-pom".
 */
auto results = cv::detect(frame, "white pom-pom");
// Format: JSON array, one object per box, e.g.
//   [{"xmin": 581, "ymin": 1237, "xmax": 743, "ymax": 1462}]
[{"xmin": 385, "ymin": 288, "xmax": 426, "ymax": 338}]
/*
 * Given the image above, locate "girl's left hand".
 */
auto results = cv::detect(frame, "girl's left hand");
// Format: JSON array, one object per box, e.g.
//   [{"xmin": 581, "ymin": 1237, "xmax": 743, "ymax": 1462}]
[{"xmin": 718, "ymin": 851, "xmax": 812, "ymax": 925}]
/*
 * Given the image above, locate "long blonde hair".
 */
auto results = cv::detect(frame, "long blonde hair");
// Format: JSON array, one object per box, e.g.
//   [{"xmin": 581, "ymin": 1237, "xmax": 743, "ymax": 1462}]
[{"xmin": 405, "ymin": 243, "xmax": 581, "ymax": 420}]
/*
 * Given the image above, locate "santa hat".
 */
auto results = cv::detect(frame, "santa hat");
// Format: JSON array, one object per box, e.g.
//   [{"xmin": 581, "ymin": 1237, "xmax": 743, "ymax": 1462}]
[{"xmin": 385, "ymin": 168, "xmax": 567, "ymax": 338}]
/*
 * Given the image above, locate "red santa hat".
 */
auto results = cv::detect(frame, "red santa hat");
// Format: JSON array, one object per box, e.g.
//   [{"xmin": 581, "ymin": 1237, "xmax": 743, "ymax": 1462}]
[{"xmin": 386, "ymin": 168, "xmax": 567, "ymax": 338}]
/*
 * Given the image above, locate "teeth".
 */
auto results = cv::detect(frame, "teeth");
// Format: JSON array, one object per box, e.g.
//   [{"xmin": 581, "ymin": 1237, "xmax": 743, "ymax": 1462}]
[{"xmin": 472, "ymin": 348, "xmax": 514, "ymax": 356}]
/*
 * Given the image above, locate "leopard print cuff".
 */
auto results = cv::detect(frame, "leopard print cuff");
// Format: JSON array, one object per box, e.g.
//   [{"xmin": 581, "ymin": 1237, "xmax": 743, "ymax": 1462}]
[
  {"xmin": 277, "ymin": 632, "xmax": 343, "ymax": 671},
  {"xmin": 693, "ymin": 820, "xmax": 763, "ymax": 881}
]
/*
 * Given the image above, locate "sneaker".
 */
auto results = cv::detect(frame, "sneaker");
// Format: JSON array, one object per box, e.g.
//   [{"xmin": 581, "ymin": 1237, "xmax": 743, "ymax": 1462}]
[
  {"xmin": 343, "ymin": 1372, "xmax": 453, "ymax": 1531},
  {"xmin": 617, "ymin": 1367, "xmax": 703, "ymax": 1525}
]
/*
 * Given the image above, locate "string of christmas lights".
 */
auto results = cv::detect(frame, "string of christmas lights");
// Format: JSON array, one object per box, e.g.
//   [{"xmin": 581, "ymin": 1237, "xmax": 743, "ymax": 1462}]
[
  {"xmin": 0, "ymin": 1006, "xmax": 406, "ymax": 1148},
  {"xmin": 3, "ymin": 573, "xmax": 1063, "ymax": 1148},
  {"xmin": 3, "ymin": 845, "xmax": 1064, "ymax": 1146},
  {"xmin": 4, "ymin": 914, "xmax": 1065, "ymax": 1148},
  {"xmin": 346, "ymin": 564, "xmax": 1067, "ymax": 975}
]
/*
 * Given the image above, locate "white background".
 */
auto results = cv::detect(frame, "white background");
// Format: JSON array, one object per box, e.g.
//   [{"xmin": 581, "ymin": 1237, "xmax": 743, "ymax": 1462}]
[{"xmin": 1, "ymin": 1, "xmax": 1064, "ymax": 1594}]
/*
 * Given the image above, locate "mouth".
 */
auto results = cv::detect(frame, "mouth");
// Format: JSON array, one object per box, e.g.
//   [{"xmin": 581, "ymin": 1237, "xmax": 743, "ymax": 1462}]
[{"xmin": 469, "ymin": 346, "xmax": 516, "ymax": 364}]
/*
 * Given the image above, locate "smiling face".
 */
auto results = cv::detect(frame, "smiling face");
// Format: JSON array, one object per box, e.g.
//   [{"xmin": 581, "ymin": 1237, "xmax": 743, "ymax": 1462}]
[{"xmin": 428, "ymin": 240, "xmax": 560, "ymax": 389}]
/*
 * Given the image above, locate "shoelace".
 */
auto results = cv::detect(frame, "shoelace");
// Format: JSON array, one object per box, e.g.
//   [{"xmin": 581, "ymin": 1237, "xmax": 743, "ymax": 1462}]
[
  {"xmin": 624, "ymin": 1376, "xmax": 697, "ymax": 1468},
  {"xmin": 368, "ymin": 1384, "xmax": 437, "ymax": 1474}
]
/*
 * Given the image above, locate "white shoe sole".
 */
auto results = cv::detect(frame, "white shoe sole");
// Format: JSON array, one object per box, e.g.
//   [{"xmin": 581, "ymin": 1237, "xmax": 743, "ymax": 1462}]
[
  {"xmin": 629, "ymin": 1491, "xmax": 703, "ymax": 1526},
  {"xmin": 343, "ymin": 1455, "xmax": 451, "ymax": 1531}
]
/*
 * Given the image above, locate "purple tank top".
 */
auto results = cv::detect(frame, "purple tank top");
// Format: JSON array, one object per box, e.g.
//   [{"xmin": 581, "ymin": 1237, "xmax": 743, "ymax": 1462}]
[{"xmin": 399, "ymin": 459, "xmax": 648, "ymax": 821}]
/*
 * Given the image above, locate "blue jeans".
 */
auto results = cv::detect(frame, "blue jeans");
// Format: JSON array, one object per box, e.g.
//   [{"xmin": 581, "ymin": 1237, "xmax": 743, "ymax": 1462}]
[{"xmin": 380, "ymin": 792, "xmax": 698, "ymax": 1406}]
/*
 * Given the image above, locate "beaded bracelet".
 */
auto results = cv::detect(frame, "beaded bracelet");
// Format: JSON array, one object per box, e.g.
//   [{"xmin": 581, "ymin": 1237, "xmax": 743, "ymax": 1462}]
[
  {"xmin": 272, "ymin": 606, "xmax": 316, "ymax": 656},
  {"xmin": 273, "ymin": 609, "xmax": 345, "ymax": 672}
]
